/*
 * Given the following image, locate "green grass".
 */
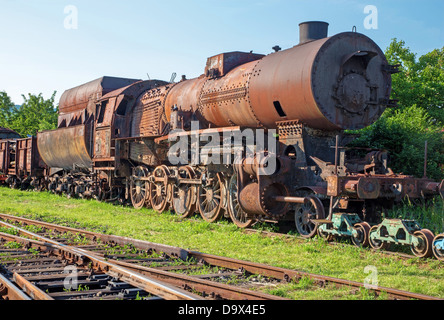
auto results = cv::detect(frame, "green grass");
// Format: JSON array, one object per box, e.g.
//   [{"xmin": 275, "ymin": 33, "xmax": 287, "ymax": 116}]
[
  {"xmin": 0, "ymin": 187, "xmax": 443, "ymax": 299},
  {"xmin": 263, "ymin": 276, "xmax": 390, "ymax": 300},
  {"xmin": 385, "ymin": 197, "xmax": 444, "ymax": 234}
]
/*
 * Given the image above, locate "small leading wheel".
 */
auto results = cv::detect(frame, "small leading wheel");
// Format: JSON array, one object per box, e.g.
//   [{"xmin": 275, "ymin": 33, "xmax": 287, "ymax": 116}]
[
  {"xmin": 351, "ymin": 222, "xmax": 371, "ymax": 247},
  {"xmin": 432, "ymin": 234, "xmax": 444, "ymax": 261},
  {"xmin": 197, "ymin": 173, "xmax": 224, "ymax": 223},
  {"xmin": 227, "ymin": 174, "xmax": 254, "ymax": 228},
  {"xmin": 130, "ymin": 166, "xmax": 150, "ymax": 210},
  {"xmin": 172, "ymin": 166, "xmax": 197, "ymax": 219},
  {"xmin": 294, "ymin": 196, "xmax": 325, "ymax": 238},
  {"xmin": 411, "ymin": 229, "xmax": 434, "ymax": 258},
  {"xmin": 150, "ymin": 166, "xmax": 171, "ymax": 213},
  {"xmin": 369, "ymin": 225, "xmax": 389, "ymax": 251}
]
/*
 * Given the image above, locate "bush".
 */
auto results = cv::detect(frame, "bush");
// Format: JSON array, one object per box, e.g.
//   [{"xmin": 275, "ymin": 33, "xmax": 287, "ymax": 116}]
[{"xmin": 350, "ymin": 105, "xmax": 444, "ymax": 181}]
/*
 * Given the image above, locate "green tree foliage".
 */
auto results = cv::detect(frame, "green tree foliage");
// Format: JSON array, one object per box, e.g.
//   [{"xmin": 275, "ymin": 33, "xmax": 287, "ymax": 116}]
[
  {"xmin": 351, "ymin": 39, "xmax": 444, "ymax": 180},
  {"xmin": 0, "ymin": 91, "xmax": 58, "ymax": 137},
  {"xmin": 386, "ymin": 39, "xmax": 444, "ymax": 123},
  {"xmin": 352, "ymin": 105, "xmax": 444, "ymax": 180},
  {"xmin": 0, "ymin": 91, "xmax": 16, "ymax": 129}
]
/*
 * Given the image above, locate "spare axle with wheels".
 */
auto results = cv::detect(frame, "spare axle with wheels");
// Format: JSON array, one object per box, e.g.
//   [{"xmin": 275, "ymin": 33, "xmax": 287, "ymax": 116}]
[
  {"xmin": 317, "ymin": 213, "xmax": 370, "ymax": 247},
  {"xmin": 369, "ymin": 219, "xmax": 435, "ymax": 258}
]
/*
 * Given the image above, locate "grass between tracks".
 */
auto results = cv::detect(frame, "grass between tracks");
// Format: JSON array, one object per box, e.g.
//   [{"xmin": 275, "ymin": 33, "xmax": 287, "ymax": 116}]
[{"xmin": 0, "ymin": 187, "xmax": 443, "ymax": 300}]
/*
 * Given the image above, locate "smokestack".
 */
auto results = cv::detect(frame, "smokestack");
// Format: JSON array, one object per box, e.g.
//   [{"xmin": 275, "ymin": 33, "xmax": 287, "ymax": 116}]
[{"xmin": 299, "ymin": 21, "xmax": 329, "ymax": 44}]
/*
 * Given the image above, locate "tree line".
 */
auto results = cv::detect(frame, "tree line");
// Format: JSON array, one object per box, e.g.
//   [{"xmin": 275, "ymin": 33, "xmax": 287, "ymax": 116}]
[
  {"xmin": 0, "ymin": 39, "xmax": 443, "ymax": 180},
  {"xmin": 0, "ymin": 92, "xmax": 58, "ymax": 137}
]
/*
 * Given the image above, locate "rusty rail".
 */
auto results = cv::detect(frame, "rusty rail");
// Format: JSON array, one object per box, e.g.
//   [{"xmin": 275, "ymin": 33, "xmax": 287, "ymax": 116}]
[
  {"xmin": 0, "ymin": 220, "xmax": 201, "ymax": 300},
  {"xmin": 12, "ymin": 272, "xmax": 54, "ymax": 300},
  {"xmin": 0, "ymin": 217, "xmax": 282, "ymax": 300},
  {"xmin": 0, "ymin": 272, "xmax": 32, "ymax": 300},
  {"xmin": 103, "ymin": 258, "xmax": 282, "ymax": 300},
  {"xmin": 0, "ymin": 213, "xmax": 188, "ymax": 260},
  {"xmin": 0, "ymin": 214, "xmax": 441, "ymax": 301}
]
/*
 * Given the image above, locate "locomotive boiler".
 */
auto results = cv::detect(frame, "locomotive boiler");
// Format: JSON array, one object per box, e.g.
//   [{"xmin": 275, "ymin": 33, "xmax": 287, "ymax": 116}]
[{"xmin": 3, "ymin": 21, "xmax": 443, "ymax": 258}]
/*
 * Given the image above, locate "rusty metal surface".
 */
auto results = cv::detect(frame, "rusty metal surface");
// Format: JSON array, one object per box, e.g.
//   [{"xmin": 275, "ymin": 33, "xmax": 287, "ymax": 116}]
[
  {"xmin": 198, "ymin": 60, "xmax": 261, "ymax": 128},
  {"xmin": 91, "ymin": 80, "xmax": 168, "ymax": 168},
  {"xmin": 58, "ymin": 76, "xmax": 140, "ymax": 115},
  {"xmin": 37, "ymin": 125, "xmax": 92, "ymax": 170},
  {"xmin": 157, "ymin": 31, "xmax": 391, "ymax": 131},
  {"xmin": 16, "ymin": 139, "xmax": 30, "ymax": 174},
  {"xmin": 94, "ymin": 127, "xmax": 112, "ymax": 159},
  {"xmin": 100, "ymin": 27, "xmax": 392, "ymax": 137},
  {"xmin": 0, "ymin": 273, "xmax": 32, "ymax": 300},
  {"xmin": 249, "ymin": 38, "xmax": 327, "ymax": 129},
  {"xmin": 164, "ymin": 76, "xmax": 207, "ymax": 126},
  {"xmin": 12, "ymin": 273, "xmax": 54, "ymax": 300},
  {"xmin": 130, "ymin": 85, "xmax": 174, "ymax": 138},
  {"xmin": 238, "ymin": 181, "xmax": 290, "ymax": 218},
  {"xmin": 57, "ymin": 77, "xmax": 146, "ymax": 130},
  {"xmin": 311, "ymin": 33, "xmax": 391, "ymax": 130},
  {"xmin": 249, "ymin": 32, "xmax": 391, "ymax": 130},
  {"xmin": 104, "ymin": 80, "xmax": 168, "ymax": 137},
  {"xmin": 204, "ymin": 51, "xmax": 264, "ymax": 78},
  {"xmin": 0, "ymin": 140, "xmax": 11, "ymax": 174},
  {"xmin": 326, "ymin": 174, "xmax": 442, "ymax": 200},
  {"xmin": 0, "ymin": 137, "xmax": 45, "ymax": 178}
]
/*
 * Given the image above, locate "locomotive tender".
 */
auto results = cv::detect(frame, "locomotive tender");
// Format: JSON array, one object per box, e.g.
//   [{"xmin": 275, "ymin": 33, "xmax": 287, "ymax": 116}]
[{"xmin": 1, "ymin": 22, "xmax": 443, "ymax": 258}]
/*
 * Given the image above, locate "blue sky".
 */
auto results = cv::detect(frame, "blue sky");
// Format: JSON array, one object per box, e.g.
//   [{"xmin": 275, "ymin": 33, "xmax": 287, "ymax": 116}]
[{"xmin": 1, "ymin": 0, "xmax": 443, "ymax": 105}]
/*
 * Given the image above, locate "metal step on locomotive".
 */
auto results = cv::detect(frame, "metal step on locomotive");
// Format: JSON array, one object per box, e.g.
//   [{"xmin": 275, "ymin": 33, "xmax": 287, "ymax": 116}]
[{"xmin": 0, "ymin": 21, "xmax": 443, "ymax": 259}]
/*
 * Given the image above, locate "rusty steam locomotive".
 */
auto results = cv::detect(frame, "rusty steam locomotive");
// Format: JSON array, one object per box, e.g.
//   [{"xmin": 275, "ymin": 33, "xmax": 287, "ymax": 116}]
[{"xmin": 1, "ymin": 22, "xmax": 443, "ymax": 259}]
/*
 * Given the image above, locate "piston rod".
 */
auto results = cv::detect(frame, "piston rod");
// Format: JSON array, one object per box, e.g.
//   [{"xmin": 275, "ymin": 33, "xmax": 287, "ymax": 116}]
[{"xmin": 273, "ymin": 196, "xmax": 306, "ymax": 204}]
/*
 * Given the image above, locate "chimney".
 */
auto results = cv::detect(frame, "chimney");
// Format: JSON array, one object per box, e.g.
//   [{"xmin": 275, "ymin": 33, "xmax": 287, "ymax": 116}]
[{"xmin": 299, "ymin": 21, "xmax": 329, "ymax": 44}]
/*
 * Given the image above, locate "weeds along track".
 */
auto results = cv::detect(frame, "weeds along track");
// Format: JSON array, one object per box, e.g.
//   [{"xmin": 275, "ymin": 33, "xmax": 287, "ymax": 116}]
[
  {"xmin": 0, "ymin": 216, "xmax": 279, "ymax": 301},
  {"xmin": 0, "ymin": 213, "xmax": 441, "ymax": 301}
]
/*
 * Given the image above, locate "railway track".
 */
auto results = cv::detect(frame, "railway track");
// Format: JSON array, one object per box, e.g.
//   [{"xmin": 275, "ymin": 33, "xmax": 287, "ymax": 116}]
[
  {"xmin": 0, "ymin": 227, "xmax": 204, "ymax": 300},
  {"xmin": 0, "ymin": 213, "xmax": 441, "ymax": 301},
  {"xmin": 0, "ymin": 218, "xmax": 279, "ymax": 301}
]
